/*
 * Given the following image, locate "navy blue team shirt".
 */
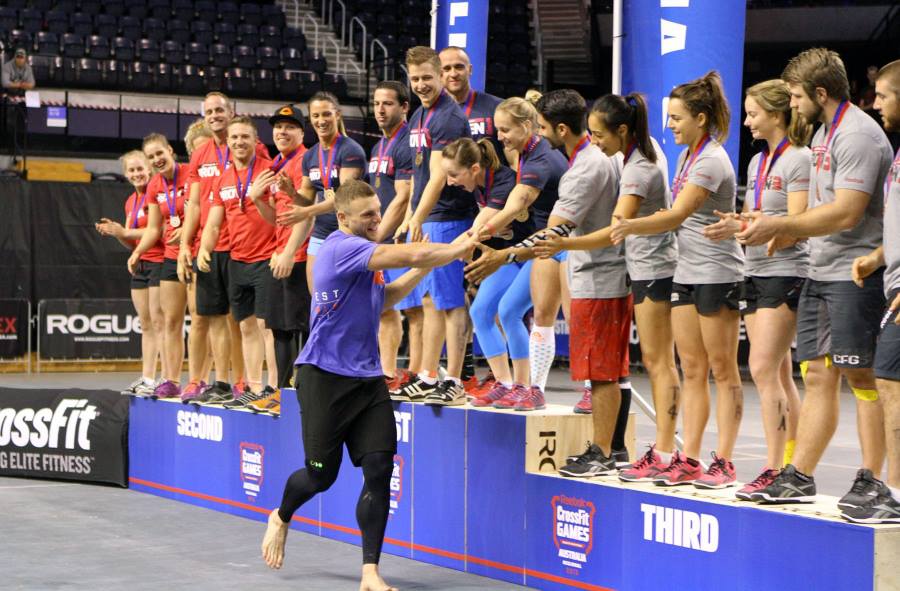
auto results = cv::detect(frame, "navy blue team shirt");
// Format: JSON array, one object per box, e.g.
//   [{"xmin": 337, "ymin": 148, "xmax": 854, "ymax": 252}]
[
  {"xmin": 302, "ymin": 134, "xmax": 367, "ymax": 240},
  {"xmin": 366, "ymin": 122, "xmax": 414, "ymax": 217},
  {"xmin": 516, "ymin": 137, "xmax": 568, "ymax": 229}
]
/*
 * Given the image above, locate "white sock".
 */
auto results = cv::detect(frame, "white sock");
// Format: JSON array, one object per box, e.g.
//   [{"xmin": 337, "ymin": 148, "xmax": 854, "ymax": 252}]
[
  {"xmin": 448, "ymin": 376, "xmax": 462, "ymax": 386},
  {"xmin": 583, "ymin": 380, "xmax": 591, "ymax": 390},
  {"xmin": 418, "ymin": 372, "xmax": 437, "ymax": 385},
  {"xmin": 657, "ymin": 449, "xmax": 672, "ymax": 464},
  {"xmin": 529, "ymin": 325, "xmax": 555, "ymax": 391},
  {"xmin": 142, "ymin": 376, "xmax": 155, "ymax": 383},
  {"xmin": 500, "ymin": 381, "xmax": 514, "ymax": 388}
]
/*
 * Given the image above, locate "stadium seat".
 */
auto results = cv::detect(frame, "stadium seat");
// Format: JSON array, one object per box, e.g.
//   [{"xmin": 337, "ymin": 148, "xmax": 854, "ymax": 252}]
[
  {"xmin": 306, "ymin": 53, "xmax": 326, "ymax": 75},
  {"xmin": 95, "ymin": 14, "xmax": 119, "ymax": 39},
  {"xmin": 237, "ymin": 23, "xmax": 258, "ymax": 47},
  {"xmin": 180, "ymin": 63, "xmax": 205, "ymax": 95},
  {"xmin": 257, "ymin": 45, "xmax": 280, "ymax": 70},
  {"xmin": 87, "ymin": 35, "xmax": 110, "ymax": 59},
  {"xmin": 219, "ymin": 2, "xmax": 240, "ymax": 25},
  {"xmin": 259, "ymin": 25, "xmax": 282, "ymax": 49},
  {"xmin": 205, "ymin": 65, "xmax": 224, "ymax": 92},
  {"xmin": 106, "ymin": 58, "xmax": 128, "ymax": 86},
  {"xmin": 31, "ymin": 0, "xmax": 53, "ymax": 11},
  {"xmin": 70, "ymin": 13, "xmax": 94, "ymax": 37},
  {"xmin": 143, "ymin": 18, "xmax": 166, "ymax": 43},
  {"xmin": 187, "ymin": 42, "xmax": 209, "ymax": 65},
  {"xmin": 79, "ymin": 0, "xmax": 102, "ymax": 13},
  {"xmin": 214, "ymin": 22, "xmax": 237, "ymax": 46},
  {"xmin": 191, "ymin": 21, "xmax": 214, "ymax": 45},
  {"xmin": 281, "ymin": 46, "xmax": 304, "ymax": 70},
  {"xmin": 210, "ymin": 43, "xmax": 231, "ymax": 67},
  {"xmin": 172, "ymin": 0, "xmax": 195, "ymax": 22},
  {"xmin": 156, "ymin": 62, "xmax": 174, "ymax": 92},
  {"xmin": 78, "ymin": 57, "xmax": 103, "ymax": 88},
  {"xmin": 103, "ymin": 1, "xmax": 126, "ymax": 17},
  {"xmin": 120, "ymin": 16, "xmax": 142, "ymax": 41},
  {"xmin": 46, "ymin": 11, "xmax": 69, "ymax": 35},
  {"xmin": 0, "ymin": 8, "xmax": 18, "ymax": 32},
  {"xmin": 63, "ymin": 57, "xmax": 78, "ymax": 85},
  {"xmin": 29, "ymin": 54, "xmax": 54, "ymax": 84},
  {"xmin": 277, "ymin": 70, "xmax": 303, "ymax": 97},
  {"xmin": 262, "ymin": 5, "xmax": 286, "ymax": 29},
  {"xmin": 62, "ymin": 33, "xmax": 85, "ymax": 59},
  {"xmin": 55, "ymin": 0, "xmax": 77, "ymax": 13},
  {"xmin": 323, "ymin": 73, "xmax": 348, "ymax": 100},
  {"xmin": 126, "ymin": 4, "xmax": 148, "ymax": 19},
  {"xmin": 131, "ymin": 61, "xmax": 154, "ymax": 91},
  {"xmin": 112, "ymin": 37, "xmax": 134, "ymax": 60},
  {"xmin": 233, "ymin": 45, "xmax": 256, "ymax": 69},
  {"xmin": 137, "ymin": 38, "xmax": 161, "ymax": 63},
  {"xmin": 8, "ymin": 29, "xmax": 31, "ymax": 51},
  {"xmin": 36, "ymin": 31, "xmax": 60, "ymax": 56},
  {"xmin": 225, "ymin": 67, "xmax": 251, "ymax": 96},
  {"xmin": 253, "ymin": 68, "xmax": 275, "ymax": 98},
  {"xmin": 195, "ymin": 0, "xmax": 216, "ymax": 20},
  {"xmin": 20, "ymin": 9, "xmax": 43, "ymax": 33},
  {"xmin": 240, "ymin": 3, "xmax": 262, "ymax": 27},
  {"xmin": 148, "ymin": 0, "xmax": 171, "ymax": 20},
  {"xmin": 169, "ymin": 21, "xmax": 190, "ymax": 44},
  {"xmin": 163, "ymin": 40, "xmax": 184, "ymax": 64}
]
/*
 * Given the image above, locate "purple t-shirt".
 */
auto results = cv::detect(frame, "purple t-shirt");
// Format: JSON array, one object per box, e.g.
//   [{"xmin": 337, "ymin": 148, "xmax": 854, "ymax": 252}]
[
  {"xmin": 302, "ymin": 135, "xmax": 367, "ymax": 239},
  {"xmin": 296, "ymin": 231, "xmax": 385, "ymax": 377},
  {"xmin": 409, "ymin": 90, "xmax": 476, "ymax": 222},
  {"xmin": 516, "ymin": 137, "xmax": 568, "ymax": 229}
]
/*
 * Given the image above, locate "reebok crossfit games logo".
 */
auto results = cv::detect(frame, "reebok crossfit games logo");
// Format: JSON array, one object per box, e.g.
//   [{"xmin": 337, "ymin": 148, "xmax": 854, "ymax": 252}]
[
  {"xmin": 240, "ymin": 442, "xmax": 264, "ymax": 501},
  {"xmin": 552, "ymin": 495, "xmax": 595, "ymax": 573}
]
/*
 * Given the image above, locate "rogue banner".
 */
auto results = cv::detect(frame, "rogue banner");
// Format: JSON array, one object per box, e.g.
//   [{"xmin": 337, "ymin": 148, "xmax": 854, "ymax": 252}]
[
  {"xmin": 0, "ymin": 387, "xmax": 129, "ymax": 486},
  {"xmin": 39, "ymin": 299, "xmax": 142, "ymax": 359}
]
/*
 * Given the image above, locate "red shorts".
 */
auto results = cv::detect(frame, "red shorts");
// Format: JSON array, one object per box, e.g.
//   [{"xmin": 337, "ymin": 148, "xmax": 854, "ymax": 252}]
[{"xmin": 569, "ymin": 296, "xmax": 633, "ymax": 382}]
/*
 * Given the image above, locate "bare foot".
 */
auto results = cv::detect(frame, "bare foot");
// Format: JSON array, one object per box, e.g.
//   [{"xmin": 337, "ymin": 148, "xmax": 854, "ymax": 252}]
[
  {"xmin": 360, "ymin": 564, "xmax": 398, "ymax": 591},
  {"xmin": 261, "ymin": 509, "xmax": 289, "ymax": 569}
]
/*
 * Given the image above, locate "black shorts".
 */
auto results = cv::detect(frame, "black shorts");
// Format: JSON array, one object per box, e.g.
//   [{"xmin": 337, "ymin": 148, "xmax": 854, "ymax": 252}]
[
  {"xmin": 796, "ymin": 271, "xmax": 884, "ymax": 368},
  {"xmin": 295, "ymin": 364, "xmax": 396, "ymax": 469},
  {"xmin": 670, "ymin": 281, "xmax": 741, "ymax": 315},
  {"xmin": 741, "ymin": 276, "xmax": 805, "ymax": 315},
  {"xmin": 632, "ymin": 276, "xmax": 673, "ymax": 305},
  {"xmin": 160, "ymin": 257, "xmax": 180, "ymax": 282},
  {"xmin": 195, "ymin": 250, "xmax": 231, "ymax": 316},
  {"xmin": 265, "ymin": 261, "xmax": 310, "ymax": 332},
  {"xmin": 228, "ymin": 259, "xmax": 270, "ymax": 322},
  {"xmin": 875, "ymin": 289, "xmax": 900, "ymax": 381},
  {"xmin": 130, "ymin": 260, "xmax": 161, "ymax": 289}
]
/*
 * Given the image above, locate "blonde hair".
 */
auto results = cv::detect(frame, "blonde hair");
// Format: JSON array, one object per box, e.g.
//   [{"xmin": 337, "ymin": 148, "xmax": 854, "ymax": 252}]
[
  {"xmin": 496, "ymin": 96, "xmax": 539, "ymax": 127},
  {"xmin": 227, "ymin": 115, "xmax": 258, "ymax": 136},
  {"xmin": 184, "ymin": 118, "xmax": 213, "ymax": 156},
  {"xmin": 204, "ymin": 91, "xmax": 233, "ymax": 111},
  {"xmin": 782, "ymin": 47, "xmax": 850, "ymax": 102},
  {"xmin": 142, "ymin": 132, "xmax": 171, "ymax": 151},
  {"xmin": 670, "ymin": 70, "xmax": 731, "ymax": 144},
  {"xmin": 405, "ymin": 45, "xmax": 441, "ymax": 71},
  {"xmin": 442, "ymin": 138, "xmax": 501, "ymax": 172},
  {"xmin": 119, "ymin": 150, "xmax": 151, "ymax": 174},
  {"xmin": 524, "ymin": 89, "xmax": 542, "ymax": 105},
  {"xmin": 746, "ymin": 79, "xmax": 812, "ymax": 147}
]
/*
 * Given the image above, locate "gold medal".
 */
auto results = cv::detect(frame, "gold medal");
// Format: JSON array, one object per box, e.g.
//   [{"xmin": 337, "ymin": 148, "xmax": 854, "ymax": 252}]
[
  {"xmin": 375, "ymin": 176, "xmax": 381, "ymax": 189},
  {"xmin": 415, "ymin": 152, "xmax": 423, "ymax": 167},
  {"xmin": 515, "ymin": 209, "xmax": 529, "ymax": 222},
  {"xmin": 170, "ymin": 215, "xmax": 181, "ymax": 228},
  {"xmin": 324, "ymin": 188, "xmax": 336, "ymax": 200}
]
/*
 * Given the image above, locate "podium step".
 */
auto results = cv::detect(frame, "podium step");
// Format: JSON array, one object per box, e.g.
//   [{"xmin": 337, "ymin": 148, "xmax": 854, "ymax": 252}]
[{"xmin": 18, "ymin": 158, "xmax": 91, "ymax": 182}]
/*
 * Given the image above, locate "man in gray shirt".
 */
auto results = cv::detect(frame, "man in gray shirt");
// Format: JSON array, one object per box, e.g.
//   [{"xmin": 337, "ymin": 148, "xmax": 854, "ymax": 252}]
[
  {"xmin": 738, "ymin": 48, "xmax": 893, "ymax": 508},
  {"xmin": 2, "ymin": 48, "xmax": 36, "ymax": 96}
]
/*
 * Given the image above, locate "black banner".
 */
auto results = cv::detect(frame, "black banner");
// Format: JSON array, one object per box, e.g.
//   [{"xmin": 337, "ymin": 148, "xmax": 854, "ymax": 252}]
[
  {"xmin": 39, "ymin": 299, "xmax": 142, "ymax": 360},
  {"xmin": 0, "ymin": 299, "xmax": 28, "ymax": 358},
  {"xmin": 0, "ymin": 387, "xmax": 129, "ymax": 486}
]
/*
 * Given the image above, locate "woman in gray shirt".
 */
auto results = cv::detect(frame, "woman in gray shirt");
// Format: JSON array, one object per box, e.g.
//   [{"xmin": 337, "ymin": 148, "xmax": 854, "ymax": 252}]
[
  {"xmin": 704, "ymin": 79, "xmax": 812, "ymax": 500},
  {"xmin": 611, "ymin": 71, "xmax": 744, "ymax": 490}
]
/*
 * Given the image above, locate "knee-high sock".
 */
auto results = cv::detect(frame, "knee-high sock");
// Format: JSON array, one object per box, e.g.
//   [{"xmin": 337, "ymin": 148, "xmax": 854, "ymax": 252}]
[
  {"xmin": 529, "ymin": 325, "xmax": 555, "ymax": 391},
  {"xmin": 612, "ymin": 379, "xmax": 632, "ymax": 451}
]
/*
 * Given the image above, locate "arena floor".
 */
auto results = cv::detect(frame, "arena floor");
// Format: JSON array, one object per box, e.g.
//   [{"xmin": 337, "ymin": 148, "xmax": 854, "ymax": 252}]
[{"xmin": 0, "ymin": 369, "xmax": 867, "ymax": 590}]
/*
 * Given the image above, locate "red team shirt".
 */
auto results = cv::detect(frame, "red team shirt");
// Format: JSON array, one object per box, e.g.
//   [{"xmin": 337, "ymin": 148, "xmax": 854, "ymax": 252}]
[
  {"xmin": 211, "ymin": 156, "xmax": 277, "ymax": 263},
  {"xmin": 188, "ymin": 138, "xmax": 271, "ymax": 256},
  {"xmin": 145, "ymin": 163, "xmax": 190, "ymax": 260},
  {"xmin": 271, "ymin": 148, "xmax": 310, "ymax": 263},
  {"xmin": 124, "ymin": 191, "xmax": 165, "ymax": 263}
]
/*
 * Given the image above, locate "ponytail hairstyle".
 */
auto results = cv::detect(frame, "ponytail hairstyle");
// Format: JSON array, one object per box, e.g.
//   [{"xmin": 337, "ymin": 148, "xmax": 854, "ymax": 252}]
[
  {"xmin": 309, "ymin": 91, "xmax": 348, "ymax": 136},
  {"xmin": 442, "ymin": 137, "xmax": 501, "ymax": 172},
  {"xmin": 591, "ymin": 92, "xmax": 657, "ymax": 163},
  {"xmin": 670, "ymin": 70, "xmax": 731, "ymax": 144},
  {"xmin": 745, "ymin": 79, "xmax": 813, "ymax": 147},
  {"xmin": 524, "ymin": 89, "xmax": 543, "ymax": 106}
]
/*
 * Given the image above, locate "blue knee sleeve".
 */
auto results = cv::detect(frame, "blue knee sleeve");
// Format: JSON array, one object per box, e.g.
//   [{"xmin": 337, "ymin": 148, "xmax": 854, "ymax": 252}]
[
  {"xmin": 470, "ymin": 265, "xmax": 520, "ymax": 358},
  {"xmin": 498, "ymin": 261, "xmax": 533, "ymax": 360}
]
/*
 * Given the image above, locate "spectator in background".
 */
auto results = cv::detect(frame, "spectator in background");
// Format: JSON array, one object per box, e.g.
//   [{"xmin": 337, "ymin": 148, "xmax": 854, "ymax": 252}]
[
  {"xmin": 859, "ymin": 65, "xmax": 878, "ymax": 113},
  {"xmin": 1, "ymin": 48, "xmax": 35, "ymax": 96}
]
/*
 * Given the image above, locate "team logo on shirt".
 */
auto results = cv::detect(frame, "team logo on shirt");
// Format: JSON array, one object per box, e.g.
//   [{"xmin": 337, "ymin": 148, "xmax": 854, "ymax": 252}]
[
  {"xmin": 552, "ymin": 495, "xmax": 595, "ymax": 573},
  {"xmin": 374, "ymin": 271, "xmax": 385, "ymax": 286},
  {"xmin": 812, "ymin": 147, "xmax": 831, "ymax": 172},
  {"xmin": 468, "ymin": 117, "xmax": 495, "ymax": 137},
  {"xmin": 309, "ymin": 168, "xmax": 339, "ymax": 182},
  {"xmin": 155, "ymin": 188, "xmax": 184, "ymax": 203},
  {"xmin": 198, "ymin": 163, "xmax": 221, "ymax": 178},
  {"xmin": 409, "ymin": 128, "xmax": 431, "ymax": 150},
  {"xmin": 751, "ymin": 175, "xmax": 784, "ymax": 192},
  {"xmin": 368, "ymin": 157, "xmax": 394, "ymax": 176}
]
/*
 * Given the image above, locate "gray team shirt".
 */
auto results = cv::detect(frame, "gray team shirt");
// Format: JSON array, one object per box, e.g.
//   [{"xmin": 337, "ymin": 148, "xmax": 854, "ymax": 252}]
[
  {"xmin": 621, "ymin": 148, "xmax": 677, "ymax": 281},
  {"xmin": 744, "ymin": 145, "xmax": 811, "ymax": 277},
  {"xmin": 672, "ymin": 141, "xmax": 744, "ymax": 284},
  {"xmin": 550, "ymin": 144, "xmax": 628, "ymax": 299},
  {"xmin": 807, "ymin": 104, "xmax": 892, "ymax": 281},
  {"xmin": 884, "ymin": 147, "xmax": 900, "ymax": 296}
]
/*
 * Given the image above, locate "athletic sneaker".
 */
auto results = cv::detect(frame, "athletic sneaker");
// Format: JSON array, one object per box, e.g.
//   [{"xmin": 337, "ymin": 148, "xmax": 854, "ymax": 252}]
[
  {"xmin": 424, "ymin": 380, "xmax": 465, "ymax": 406},
  {"xmin": 249, "ymin": 387, "xmax": 280, "ymax": 415},
  {"xmin": 180, "ymin": 381, "xmax": 208, "ymax": 404},
  {"xmin": 559, "ymin": 443, "xmax": 617, "ymax": 478},
  {"xmin": 492, "ymin": 384, "xmax": 529, "ymax": 409},
  {"xmin": 386, "ymin": 369, "xmax": 411, "ymax": 393},
  {"xmin": 151, "ymin": 380, "xmax": 181, "ymax": 399},
  {"xmin": 841, "ymin": 492, "xmax": 900, "ymax": 524},
  {"xmin": 749, "ymin": 464, "xmax": 816, "ymax": 503},
  {"xmin": 133, "ymin": 379, "xmax": 159, "ymax": 397},
  {"xmin": 736, "ymin": 468, "xmax": 780, "ymax": 501},
  {"xmin": 192, "ymin": 381, "xmax": 234, "ymax": 405},
  {"xmin": 515, "ymin": 386, "xmax": 546, "ymax": 411},
  {"xmin": 461, "ymin": 375, "xmax": 480, "ymax": 395},
  {"xmin": 470, "ymin": 372, "xmax": 496, "ymax": 399},
  {"xmin": 471, "ymin": 382, "xmax": 512, "ymax": 407},
  {"xmin": 612, "ymin": 448, "xmax": 629, "ymax": 468},
  {"xmin": 653, "ymin": 451, "xmax": 703, "ymax": 487},
  {"xmin": 619, "ymin": 446, "xmax": 668, "ymax": 482},
  {"xmin": 121, "ymin": 376, "xmax": 152, "ymax": 396},
  {"xmin": 224, "ymin": 388, "xmax": 263, "ymax": 410},
  {"xmin": 573, "ymin": 387, "xmax": 592, "ymax": 414},
  {"xmin": 837, "ymin": 469, "xmax": 891, "ymax": 509},
  {"xmin": 392, "ymin": 376, "xmax": 436, "ymax": 402},
  {"xmin": 693, "ymin": 453, "xmax": 737, "ymax": 489},
  {"xmin": 232, "ymin": 378, "xmax": 248, "ymax": 399}
]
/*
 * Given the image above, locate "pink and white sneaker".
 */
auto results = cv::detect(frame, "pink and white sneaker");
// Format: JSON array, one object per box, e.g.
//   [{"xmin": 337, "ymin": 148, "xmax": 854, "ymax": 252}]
[
  {"xmin": 736, "ymin": 468, "xmax": 780, "ymax": 500},
  {"xmin": 653, "ymin": 451, "xmax": 704, "ymax": 486},
  {"xmin": 694, "ymin": 452, "xmax": 737, "ymax": 489},
  {"xmin": 151, "ymin": 379, "xmax": 181, "ymax": 399},
  {"xmin": 619, "ymin": 445, "xmax": 669, "ymax": 482},
  {"xmin": 471, "ymin": 382, "xmax": 512, "ymax": 407},
  {"xmin": 573, "ymin": 387, "xmax": 592, "ymax": 414}
]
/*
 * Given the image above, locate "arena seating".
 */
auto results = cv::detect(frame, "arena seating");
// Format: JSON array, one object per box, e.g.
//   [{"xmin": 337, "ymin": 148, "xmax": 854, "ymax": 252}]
[{"xmin": 1, "ymin": 0, "xmax": 347, "ymax": 100}]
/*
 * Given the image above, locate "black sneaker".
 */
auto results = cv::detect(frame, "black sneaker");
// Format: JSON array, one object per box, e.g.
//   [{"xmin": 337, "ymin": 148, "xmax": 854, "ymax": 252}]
[
  {"xmin": 566, "ymin": 441, "xmax": 594, "ymax": 465},
  {"xmin": 559, "ymin": 444, "xmax": 617, "ymax": 478},
  {"xmin": 841, "ymin": 492, "xmax": 900, "ymax": 524},
  {"xmin": 837, "ymin": 468, "xmax": 891, "ymax": 509},
  {"xmin": 223, "ymin": 389, "xmax": 263, "ymax": 409},
  {"xmin": 192, "ymin": 381, "xmax": 235, "ymax": 405},
  {"xmin": 749, "ymin": 464, "xmax": 816, "ymax": 503},
  {"xmin": 424, "ymin": 379, "xmax": 465, "ymax": 406},
  {"xmin": 392, "ymin": 376, "xmax": 436, "ymax": 402},
  {"xmin": 612, "ymin": 448, "xmax": 630, "ymax": 468}
]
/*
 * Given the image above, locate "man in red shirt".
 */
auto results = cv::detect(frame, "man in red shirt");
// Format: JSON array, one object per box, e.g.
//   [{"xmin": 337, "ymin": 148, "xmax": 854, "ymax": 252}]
[{"xmin": 200, "ymin": 117, "xmax": 277, "ymax": 401}]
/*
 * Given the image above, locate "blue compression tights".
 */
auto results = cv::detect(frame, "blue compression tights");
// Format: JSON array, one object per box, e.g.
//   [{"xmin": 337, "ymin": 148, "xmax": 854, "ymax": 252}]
[{"xmin": 470, "ymin": 261, "xmax": 533, "ymax": 360}]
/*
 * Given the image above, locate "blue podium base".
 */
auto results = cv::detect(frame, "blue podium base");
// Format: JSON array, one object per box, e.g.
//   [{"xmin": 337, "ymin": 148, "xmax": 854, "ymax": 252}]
[{"xmin": 128, "ymin": 390, "xmax": 899, "ymax": 591}]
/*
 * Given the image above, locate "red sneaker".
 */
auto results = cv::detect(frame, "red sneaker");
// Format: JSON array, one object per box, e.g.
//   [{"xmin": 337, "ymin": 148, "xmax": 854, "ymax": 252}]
[
  {"xmin": 573, "ymin": 387, "xmax": 592, "ymax": 414},
  {"xmin": 694, "ymin": 453, "xmax": 737, "ymax": 489},
  {"xmin": 653, "ymin": 451, "xmax": 703, "ymax": 486},
  {"xmin": 619, "ymin": 445, "xmax": 668, "ymax": 482},
  {"xmin": 736, "ymin": 467, "xmax": 780, "ymax": 500},
  {"xmin": 470, "ymin": 372, "xmax": 496, "ymax": 399},
  {"xmin": 386, "ymin": 369, "xmax": 411, "ymax": 393},
  {"xmin": 471, "ymin": 382, "xmax": 511, "ymax": 407},
  {"xmin": 514, "ymin": 386, "xmax": 546, "ymax": 411},
  {"xmin": 462, "ymin": 375, "xmax": 480, "ymax": 394},
  {"xmin": 492, "ymin": 384, "xmax": 528, "ymax": 409}
]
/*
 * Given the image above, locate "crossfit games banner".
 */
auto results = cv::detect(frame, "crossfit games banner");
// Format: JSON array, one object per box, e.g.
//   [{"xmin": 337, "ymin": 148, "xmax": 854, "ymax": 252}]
[
  {"xmin": 621, "ymin": 0, "xmax": 746, "ymax": 178},
  {"xmin": 39, "ymin": 299, "xmax": 142, "ymax": 359},
  {"xmin": 0, "ymin": 387, "xmax": 129, "ymax": 486},
  {"xmin": 433, "ymin": 0, "xmax": 489, "ymax": 91},
  {"xmin": 0, "ymin": 299, "xmax": 29, "ymax": 358}
]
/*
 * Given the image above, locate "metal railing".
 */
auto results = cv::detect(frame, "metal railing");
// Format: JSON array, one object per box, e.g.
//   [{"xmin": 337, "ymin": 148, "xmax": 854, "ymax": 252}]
[
  {"xmin": 371, "ymin": 38, "xmax": 391, "ymax": 80},
  {"xmin": 350, "ymin": 16, "xmax": 368, "ymax": 70},
  {"xmin": 529, "ymin": 0, "xmax": 545, "ymax": 89}
]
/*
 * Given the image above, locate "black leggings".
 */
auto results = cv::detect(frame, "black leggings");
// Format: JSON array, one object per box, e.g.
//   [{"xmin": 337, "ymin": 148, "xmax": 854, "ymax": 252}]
[
  {"xmin": 278, "ymin": 451, "xmax": 393, "ymax": 564},
  {"xmin": 612, "ymin": 381, "xmax": 632, "ymax": 451},
  {"xmin": 273, "ymin": 329, "xmax": 306, "ymax": 389}
]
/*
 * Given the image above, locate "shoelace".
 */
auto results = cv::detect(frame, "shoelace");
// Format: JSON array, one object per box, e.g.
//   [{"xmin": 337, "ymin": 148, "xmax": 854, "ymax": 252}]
[
  {"xmin": 478, "ymin": 373, "xmax": 495, "ymax": 388},
  {"xmin": 631, "ymin": 446, "xmax": 657, "ymax": 470},
  {"xmin": 849, "ymin": 472, "xmax": 874, "ymax": 494},
  {"xmin": 706, "ymin": 454, "xmax": 728, "ymax": 477},
  {"xmin": 748, "ymin": 469, "xmax": 779, "ymax": 488}
]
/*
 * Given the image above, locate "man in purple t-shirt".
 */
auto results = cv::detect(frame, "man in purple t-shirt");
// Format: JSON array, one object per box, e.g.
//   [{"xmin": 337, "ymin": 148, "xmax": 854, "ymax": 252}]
[{"xmin": 261, "ymin": 180, "xmax": 477, "ymax": 591}]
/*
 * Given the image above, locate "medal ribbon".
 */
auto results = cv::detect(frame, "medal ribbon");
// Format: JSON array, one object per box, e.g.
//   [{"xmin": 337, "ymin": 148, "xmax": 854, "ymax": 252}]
[
  {"xmin": 672, "ymin": 134, "xmax": 711, "ymax": 200},
  {"xmin": 130, "ymin": 190, "xmax": 147, "ymax": 229},
  {"xmin": 271, "ymin": 148, "xmax": 300, "ymax": 174},
  {"xmin": 161, "ymin": 165, "xmax": 179, "ymax": 218},
  {"xmin": 214, "ymin": 143, "xmax": 230, "ymax": 171},
  {"xmin": 235, "ymin": 156, "xmax": 256, "ymax": 211},
  {"xmin": 886, "ymin": 146, "xmax": 900, "ymax": 199},
  {"xmin": 568, "ymin": 136, "xmax": 591, "ymax": 168},
  {"xmin": 464, "ymin": 90, "xmax": 477, "ymax": 118},
  {"xmin": 623, "ymin": 141, "xmax": 637, "ymax": 165},
  {"xmin": 318, "ymin": 135, "xmax": 343, "ymax": 190},
  {"xmin": 376, "ymin": 122, "xmax": 407, "ymax": 180},
  {"xmin": 753, "ymin": 137, "xmax": 790, "ymax": 211},
  {"xmin": 415, "ymin": 92, "xmax": 443, "ymax": 164},
  {"xmin": 516, "ymin": 136, "xmax": 540, "ymax": 184}
]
